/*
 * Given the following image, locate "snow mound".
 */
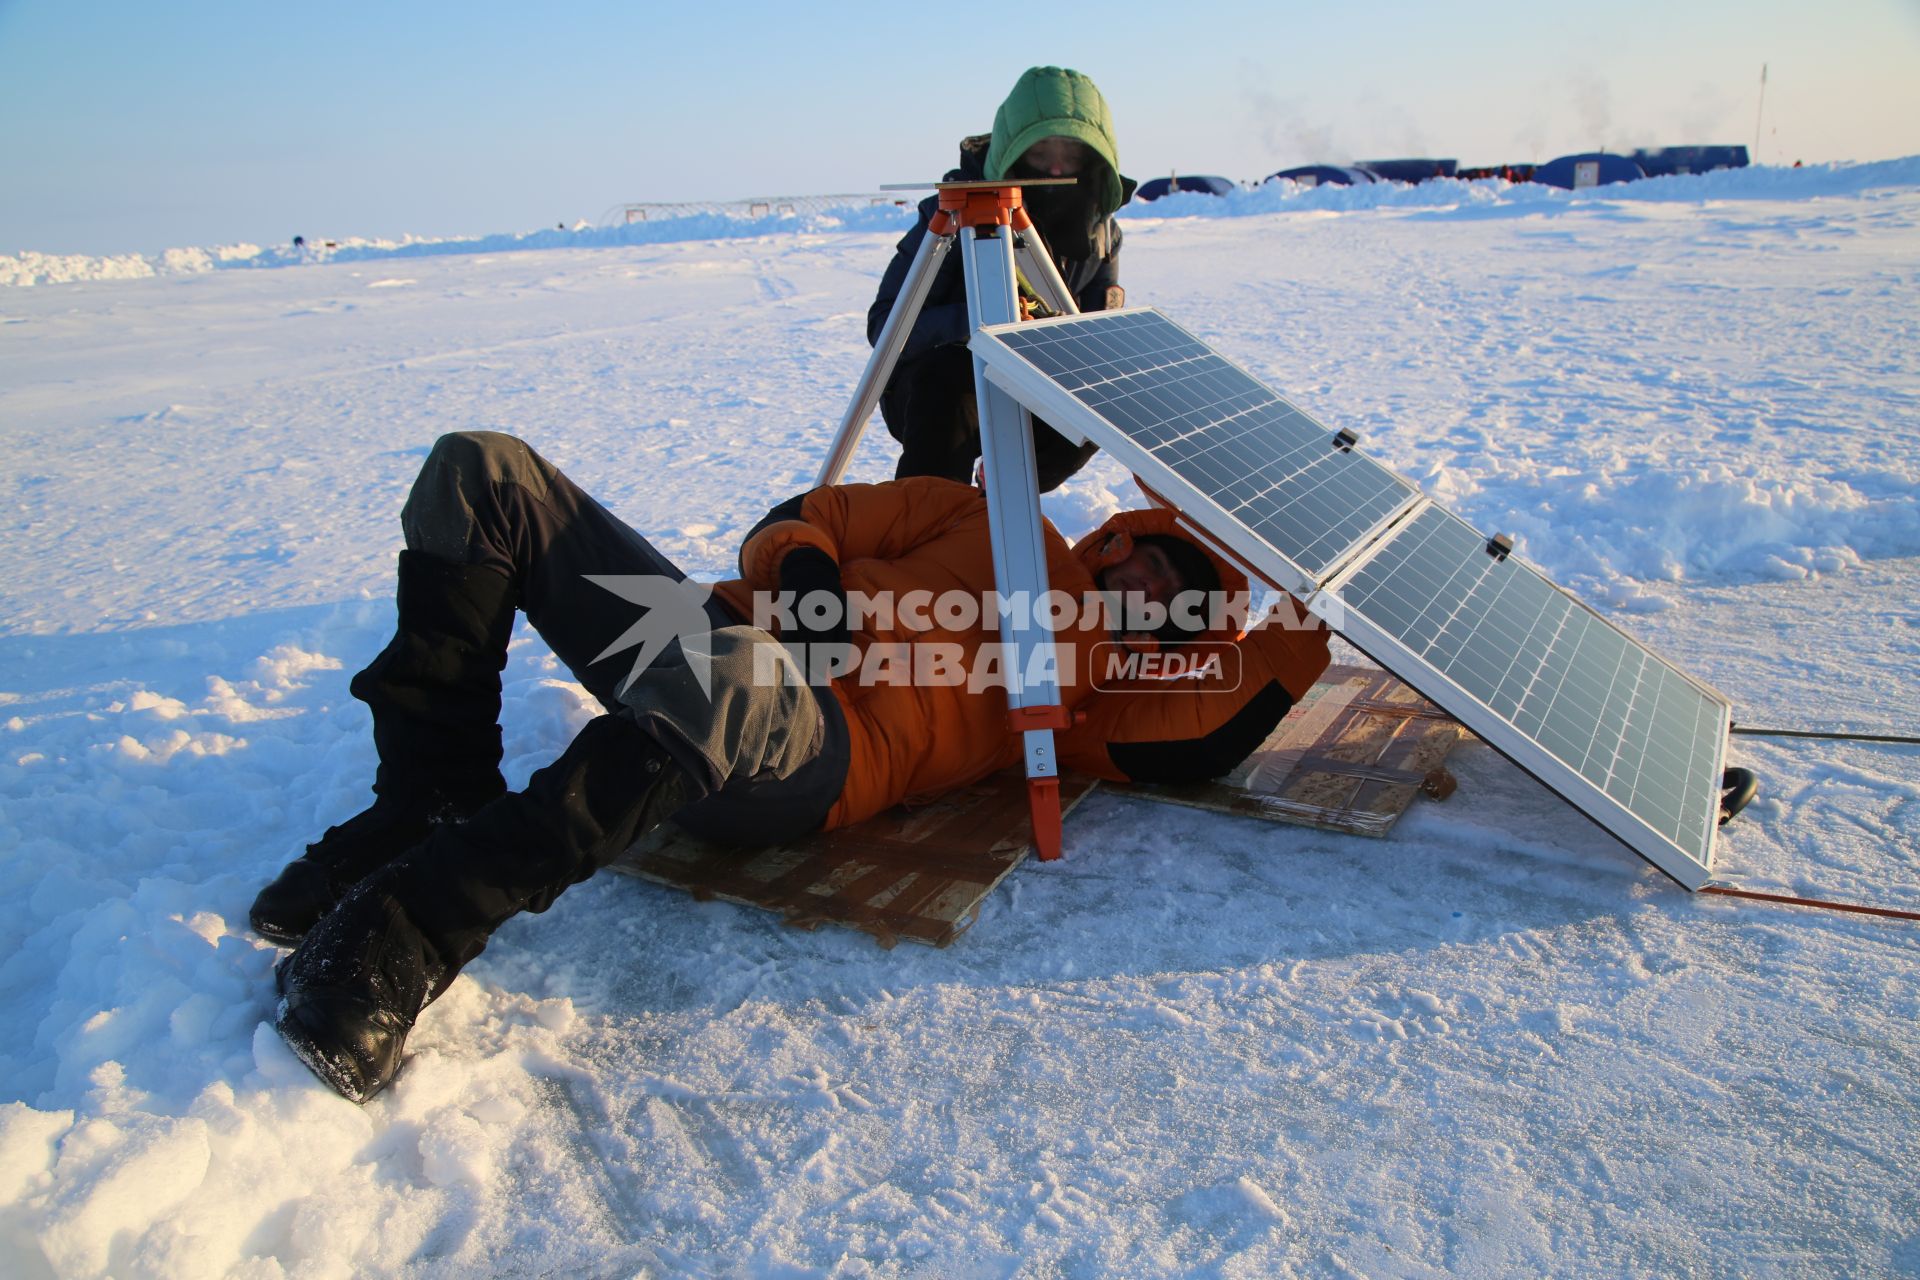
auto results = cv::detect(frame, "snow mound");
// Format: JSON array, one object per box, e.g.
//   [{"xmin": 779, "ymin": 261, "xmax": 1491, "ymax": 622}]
[{"xmin": 0, "ymin": 202, "xmax": 917, "ymax": 286}]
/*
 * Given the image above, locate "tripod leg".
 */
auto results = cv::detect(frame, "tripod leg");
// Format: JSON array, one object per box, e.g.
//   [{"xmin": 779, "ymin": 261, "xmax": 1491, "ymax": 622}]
[
  {"xmin": 1012, "ymin": 221, "xmax": 1081, "ymax": 318},
  {"xmin": 817, "ymin": 223, "xmax": 955, "ymax": 486},
  {"xmin": 961, "ymin": 222, "xmax": 1069, "ymax": 859}
]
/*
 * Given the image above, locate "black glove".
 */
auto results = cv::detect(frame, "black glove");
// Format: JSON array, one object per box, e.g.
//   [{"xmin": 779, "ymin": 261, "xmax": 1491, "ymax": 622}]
[{"xmin": 778, "ymin": 547, "xmax": 851, "ymax": 679}]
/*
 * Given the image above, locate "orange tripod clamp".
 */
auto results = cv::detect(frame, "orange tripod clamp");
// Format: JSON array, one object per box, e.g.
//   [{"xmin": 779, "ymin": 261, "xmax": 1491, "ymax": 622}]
[
  {"xmin": 1007, "ymin": 703, "xmax": 1081, "ymax": 861},
  {"xmin": 936, "ymin": 182, "xmax": 1027, "ymax": 230}
]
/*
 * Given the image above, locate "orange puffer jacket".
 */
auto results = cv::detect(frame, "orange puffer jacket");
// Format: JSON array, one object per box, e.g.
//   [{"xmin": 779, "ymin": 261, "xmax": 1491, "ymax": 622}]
[{"xmin": 711, "ymin": 478, "xmax": 1329, "ymax": 829}]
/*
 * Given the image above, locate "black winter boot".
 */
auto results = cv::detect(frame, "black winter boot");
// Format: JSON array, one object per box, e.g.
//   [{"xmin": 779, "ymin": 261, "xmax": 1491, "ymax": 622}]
[
  {"xmin": 251, "ymin": 552, "xmax": 517, "ymax": 947},
  {"xmin": 276, "ymin": 714, "xmax": 705, "ymax": 1103}
]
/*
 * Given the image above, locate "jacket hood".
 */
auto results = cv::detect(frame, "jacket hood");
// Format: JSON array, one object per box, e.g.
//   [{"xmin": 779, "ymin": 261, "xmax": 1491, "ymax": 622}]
[
  {"xmin": 983, "ymin": 66, "xmax": 1126, "ymax": 218},
  {"xmin": 1073, "ymin": 507, "xmax": 1250, "ymax": 649}
]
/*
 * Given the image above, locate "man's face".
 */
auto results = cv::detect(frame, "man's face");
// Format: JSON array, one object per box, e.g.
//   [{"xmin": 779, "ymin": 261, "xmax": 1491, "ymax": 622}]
[
  {"xmin": 1099, "ymin": 542, "xmax": 1185, "ymax": 611},
  {"xmin": 1017, "ymin": 136, "xmax": 1092, "ymax": 178}
]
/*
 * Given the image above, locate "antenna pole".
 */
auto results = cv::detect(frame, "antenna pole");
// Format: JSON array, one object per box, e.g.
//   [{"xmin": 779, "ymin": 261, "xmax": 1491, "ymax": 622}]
[{"xmin": 1753, "ymin": 63, "xmax": 1768, "ymax": 161}]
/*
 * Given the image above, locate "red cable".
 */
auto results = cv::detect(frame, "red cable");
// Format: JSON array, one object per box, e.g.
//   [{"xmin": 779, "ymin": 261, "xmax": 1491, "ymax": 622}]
[{"xmin": 1699, "ymin": 885, "xmax": 1920, "ymax": 922}]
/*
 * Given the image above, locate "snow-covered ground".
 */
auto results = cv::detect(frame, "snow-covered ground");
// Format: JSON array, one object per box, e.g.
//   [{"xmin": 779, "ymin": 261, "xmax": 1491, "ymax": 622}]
[{"xmin": 1, "ymin": 162, "xmax": 1917, "ymax": 1277}]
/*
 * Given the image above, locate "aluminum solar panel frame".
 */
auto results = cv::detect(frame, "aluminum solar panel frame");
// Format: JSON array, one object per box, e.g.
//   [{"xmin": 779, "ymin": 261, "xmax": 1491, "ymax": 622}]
[{"xmin": 972, "ymin": 307, "xmax": 1732, "ymax": 888}]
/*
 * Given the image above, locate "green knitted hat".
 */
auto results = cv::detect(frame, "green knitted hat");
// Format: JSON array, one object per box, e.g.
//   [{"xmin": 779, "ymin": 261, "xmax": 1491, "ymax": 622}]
[{"xmin": 983, "ymin": 66, "xmax": 1124, "ymax": 217}]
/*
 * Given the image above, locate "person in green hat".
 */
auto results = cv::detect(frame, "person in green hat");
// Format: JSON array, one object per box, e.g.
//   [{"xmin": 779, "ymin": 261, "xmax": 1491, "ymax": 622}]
[{"xmin": 867, "ymin": 66, "xmax": 1137, "ymax": 492}]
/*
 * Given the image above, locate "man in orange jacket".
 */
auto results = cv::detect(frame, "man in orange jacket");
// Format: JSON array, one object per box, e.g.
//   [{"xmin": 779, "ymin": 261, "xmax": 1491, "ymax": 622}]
[{"xmin": 264, "ymin": 431, "xmax": 1329, "ymax": 1103}]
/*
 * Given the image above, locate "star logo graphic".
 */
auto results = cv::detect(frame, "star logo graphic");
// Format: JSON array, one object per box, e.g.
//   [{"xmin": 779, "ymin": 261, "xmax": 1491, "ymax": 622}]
[{"xmin": 582, "ymin": 574, "xmax": 717, "ymax": 701}]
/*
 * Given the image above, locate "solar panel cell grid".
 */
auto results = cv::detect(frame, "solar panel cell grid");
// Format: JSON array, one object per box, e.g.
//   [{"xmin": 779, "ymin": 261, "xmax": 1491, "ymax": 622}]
[
  {"xmin": 994, "ymin": 313, "xmax": 1416, "ymax": 580},
  {"xmin": 1337, "ymin": 505, "xmax": 1721, "ymax": 858}
]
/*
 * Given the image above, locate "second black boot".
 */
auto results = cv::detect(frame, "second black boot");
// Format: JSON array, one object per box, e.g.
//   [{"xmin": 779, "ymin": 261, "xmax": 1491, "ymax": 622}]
[
  {"xmin": 251, "ymin": 552, "xmax": 516, "ymax": 946},
  {"xmin": 276, "ymin": 713, "xmax": 706, "ymax": 1102}
]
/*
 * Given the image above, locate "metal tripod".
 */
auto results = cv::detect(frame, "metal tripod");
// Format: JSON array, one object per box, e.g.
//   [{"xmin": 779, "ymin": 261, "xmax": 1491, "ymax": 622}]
[{"xmin": 814, "ymin": 179, "xmax": 1085, "ymax": 860}]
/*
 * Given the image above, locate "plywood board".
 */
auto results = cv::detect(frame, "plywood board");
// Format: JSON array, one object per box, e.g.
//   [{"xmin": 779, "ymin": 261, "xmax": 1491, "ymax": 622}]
[
  {"xmin": 1112, "ymin": 664, "xmax": 1465, "ymax": 837},
  {"xmin": 611, "ymin": 772, "xmax": 1100, "ymax": 949}
]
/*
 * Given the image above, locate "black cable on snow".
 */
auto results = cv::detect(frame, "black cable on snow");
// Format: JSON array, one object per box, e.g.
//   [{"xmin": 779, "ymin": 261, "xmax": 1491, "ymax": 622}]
[{"xmin": 1729, "ymin": 726, "xmax": 1920, "ymax": 746}]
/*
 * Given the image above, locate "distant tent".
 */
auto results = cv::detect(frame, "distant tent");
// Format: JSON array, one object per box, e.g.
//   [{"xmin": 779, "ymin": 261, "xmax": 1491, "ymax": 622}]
[
  {"xmin": 1628, "ymin": 145, "xmax": 1750, "ymax": 177},
  {"xmin": 1356, "ymin": 158, "xmax": 1457, "ymax": 184},
  {"xmin": 1263, "ymin": 165, "xmax": 1376, "ymax": 189},
  {"xmin": 1455, "ymin": 163, "xmax": 1536, "ymax": 183},
  {"xmin": 1533, "ymin": 152, "xmax": 1646, "ymax": 190},
  {"xmin": 1135, "ymin": 175, "xmax": 1236, "ymax": 201}
]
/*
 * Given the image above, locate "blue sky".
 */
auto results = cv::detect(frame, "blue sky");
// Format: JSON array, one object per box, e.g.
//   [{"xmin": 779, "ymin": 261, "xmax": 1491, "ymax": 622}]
[{"xmin": 3, "ymin": 0, "xmax": 1917, "ymax": 256}]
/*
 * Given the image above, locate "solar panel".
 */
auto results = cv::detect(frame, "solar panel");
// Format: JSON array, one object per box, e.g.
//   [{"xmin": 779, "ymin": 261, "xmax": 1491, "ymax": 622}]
[
  {"xmin": 1328, "ymin": 504, "xmax": 1728, "ymax": 885},
  {"xmin": 973, "ymin": 307, "xmax": 1733, "ymax": 888},
  {"xmin": 979, "ymin": 309, "xmax": 1418, "ymax": 590}
]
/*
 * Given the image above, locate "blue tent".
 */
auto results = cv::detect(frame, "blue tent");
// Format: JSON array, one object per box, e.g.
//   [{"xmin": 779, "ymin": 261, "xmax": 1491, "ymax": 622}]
[
  {"xmin": 1356, "ymin": 158, "xmax": 1457, "ymax": 183},
  {"xmin": 1629, "ymin": 145, "xmax": 1750, "ymax": 177},
  {"xmin": 1263, "ymin": 165, "xmax": 1376, "ymax": 188},
  {"xmin": 1532, "ymin": 152, "xmax": 1646, "ymax": 190},
  {"xmin": 1135, "ymin": 174, "xmax": 1236, "ymax": 201}
]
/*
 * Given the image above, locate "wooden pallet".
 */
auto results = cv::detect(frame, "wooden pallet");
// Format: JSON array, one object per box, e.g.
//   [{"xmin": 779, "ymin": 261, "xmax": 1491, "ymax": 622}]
[
  {"xmin": 1110, "ymin": 663, "xmax": 1466, "ymax": 837},
  {"xmin": 610, "ymin": 771, "xmax": 1100, "ymax": 949}
]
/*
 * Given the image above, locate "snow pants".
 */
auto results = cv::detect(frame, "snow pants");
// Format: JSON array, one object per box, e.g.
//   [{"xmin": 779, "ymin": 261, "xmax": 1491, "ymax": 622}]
[
  {"xmin": 397, "ymin": 430, "xmax": 849, "ymax": 847},
  {"xmin": 880, "ymin": 344, "xmax": 1098, "ymax": 493}
]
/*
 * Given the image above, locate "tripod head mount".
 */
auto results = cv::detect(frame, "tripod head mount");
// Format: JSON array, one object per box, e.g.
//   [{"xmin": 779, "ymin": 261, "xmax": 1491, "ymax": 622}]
[{"xmin": 881, "ymin": 178, "xmax": 1078, "ymax": 235}]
